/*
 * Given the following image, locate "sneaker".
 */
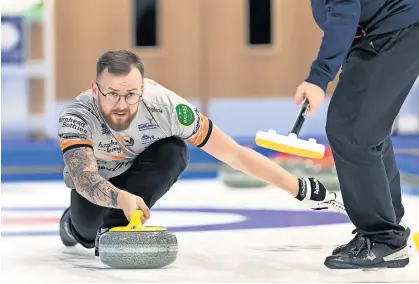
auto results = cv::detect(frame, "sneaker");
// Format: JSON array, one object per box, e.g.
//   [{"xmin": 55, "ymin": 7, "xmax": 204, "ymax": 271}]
[
  {"xmin": 59, "ymin": 207, "xmax": 77, "ymax": 247},
  {"xmin": 332, "ymin": 229, "xmax": 365, "ymax": 255},
  {"xmin": 325, "ymin": 237, "xmax": 409, "ymax": 269},
  {"xmin": 332, "ymin": 220, "xmax": 411, "ymax": 255}
]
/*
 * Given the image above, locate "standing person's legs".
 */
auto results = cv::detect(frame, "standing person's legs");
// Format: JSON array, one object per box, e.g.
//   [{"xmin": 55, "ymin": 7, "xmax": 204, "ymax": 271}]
[
  {"xmin": 331, "ymin": 133, "xmax": 409, "ymax": 256},
  {"xmin": 324, "ymin": 23, "xmax": 419, "ymax": 269},
  {"xmin": 59, "ymin": 136, "xmax": 189, "ymax": 249}
]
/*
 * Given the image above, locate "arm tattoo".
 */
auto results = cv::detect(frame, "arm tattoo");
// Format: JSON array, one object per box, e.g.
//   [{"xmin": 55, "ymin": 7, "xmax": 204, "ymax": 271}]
[{"xmin": 63, "ymin": 147, "xmax": 120, "ymax": 208}]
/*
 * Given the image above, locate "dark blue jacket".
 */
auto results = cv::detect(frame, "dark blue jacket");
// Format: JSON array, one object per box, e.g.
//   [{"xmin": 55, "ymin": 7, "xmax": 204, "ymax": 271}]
[{"xmin": 307, "ymin": 0, "xmax": 419, "ymax": 92}]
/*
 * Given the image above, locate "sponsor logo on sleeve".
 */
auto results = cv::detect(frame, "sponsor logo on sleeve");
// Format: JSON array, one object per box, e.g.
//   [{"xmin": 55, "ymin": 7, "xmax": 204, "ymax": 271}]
[
  {"xmin": 59, "ymin": 115, "xmax": 88, "ymax": 134},
  {"xmin": 175, "ymin": 104, "xmax": 195, "ymax": 126}
]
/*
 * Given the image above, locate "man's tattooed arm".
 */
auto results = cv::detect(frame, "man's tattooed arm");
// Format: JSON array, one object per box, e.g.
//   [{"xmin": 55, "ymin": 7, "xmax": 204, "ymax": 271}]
[{"xmin": 63, "ymin": 147, "xmax": 120, "ymax": 208}]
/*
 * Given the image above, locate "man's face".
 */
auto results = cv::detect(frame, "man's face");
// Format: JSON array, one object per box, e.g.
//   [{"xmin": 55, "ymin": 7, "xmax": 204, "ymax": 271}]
[{"xmin": 92, "ymin": 66, "xmax": 143, "ymax": 131}]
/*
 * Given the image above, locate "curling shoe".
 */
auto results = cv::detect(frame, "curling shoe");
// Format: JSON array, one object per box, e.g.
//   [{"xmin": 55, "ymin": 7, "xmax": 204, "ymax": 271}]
[
  {"xmin": 59, "ymin": 207, "xmax": 77, "ymax": 247},
  {"xmin": 332, "ymin": 220, "xmax": 410, "ymax": 255},
  {"xmin": 331, "ymin": 228, "xmax": 365, "ymax": 255},
  {"xmin": 325, "ymin": 237, "xmax": 409, "ymax": 269}
]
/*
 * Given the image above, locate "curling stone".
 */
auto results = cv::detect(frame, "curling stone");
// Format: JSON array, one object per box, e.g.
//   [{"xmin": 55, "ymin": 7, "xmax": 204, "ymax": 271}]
[
  {"xmin": 219, "ymin": 163, "xmax": 268, "ymax": 188},
  {"xmin": 98, "ymin": 210, "xmax": 178, "ymax": 269}
]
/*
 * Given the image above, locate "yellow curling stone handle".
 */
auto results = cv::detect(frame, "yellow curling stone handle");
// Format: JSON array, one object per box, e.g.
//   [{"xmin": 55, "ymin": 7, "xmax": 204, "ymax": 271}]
[{"xmin": 109, "ymin": 210, "xmax": 167, "ymax": 232}]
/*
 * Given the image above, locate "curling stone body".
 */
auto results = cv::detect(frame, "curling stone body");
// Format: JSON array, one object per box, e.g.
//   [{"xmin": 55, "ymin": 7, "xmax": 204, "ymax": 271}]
[
  {"xmin": 98, "ymin": 210, "xmax": 178, "ymax": 269},
  {"xmin": 98, "ymin": 230, "xmax": 178, "ymax": 269}
]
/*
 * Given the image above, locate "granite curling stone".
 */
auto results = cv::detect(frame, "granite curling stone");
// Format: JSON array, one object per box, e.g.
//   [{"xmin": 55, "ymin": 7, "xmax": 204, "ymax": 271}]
[{"xmin": 98, "ymin": 210, "xmax": 178, "ymax": 269}]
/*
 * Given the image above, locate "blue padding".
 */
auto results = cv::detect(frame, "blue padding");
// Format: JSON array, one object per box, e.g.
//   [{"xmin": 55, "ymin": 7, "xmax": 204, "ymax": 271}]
[
  {"xmin": 0, "ymin": 137, "xmax": 279, "ymax": 167},
  {"xmin": 1, "ymin": 135, "xmax": 418, "ymax": 182}
]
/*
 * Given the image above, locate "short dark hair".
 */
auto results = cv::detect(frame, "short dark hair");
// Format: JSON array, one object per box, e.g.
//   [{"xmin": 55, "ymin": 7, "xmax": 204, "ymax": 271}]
[{"xmin": 96, "ymin": 50, "xmax": 145, "ymax": 79}]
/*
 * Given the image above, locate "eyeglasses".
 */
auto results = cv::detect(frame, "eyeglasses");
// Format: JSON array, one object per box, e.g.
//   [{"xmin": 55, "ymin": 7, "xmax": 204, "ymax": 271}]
[{"xmin": 96, "ymin": 83, "xmax": 143, "ymax": 105}]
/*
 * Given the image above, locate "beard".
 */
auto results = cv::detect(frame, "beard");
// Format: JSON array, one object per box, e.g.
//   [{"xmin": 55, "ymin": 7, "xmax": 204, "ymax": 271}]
[{"xmin": 101, "ymin": 108, "xmax": 138, "ymax": 132}]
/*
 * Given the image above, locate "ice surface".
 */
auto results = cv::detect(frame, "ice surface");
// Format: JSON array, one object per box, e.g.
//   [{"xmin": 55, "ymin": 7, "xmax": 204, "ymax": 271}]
[{"xmin": 2, "ymin": 180, "xmax": 419, "ymax": 283}]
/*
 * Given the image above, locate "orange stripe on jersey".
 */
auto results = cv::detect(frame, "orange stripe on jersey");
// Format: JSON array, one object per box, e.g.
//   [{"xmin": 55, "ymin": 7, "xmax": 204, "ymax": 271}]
[
  {"xmin": 60, "ymin": 138, "xmax": 94, "ymax": 151},
  {"xmin": 187, "ymin": 115, "xmax": 210, "ymax": 146}
]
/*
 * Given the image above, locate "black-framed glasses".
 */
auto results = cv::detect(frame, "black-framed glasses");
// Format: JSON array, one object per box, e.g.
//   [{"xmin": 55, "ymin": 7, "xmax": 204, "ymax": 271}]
[{"xmin": 96, "ymin": 82, "xmax": 143, "ymax": 105}]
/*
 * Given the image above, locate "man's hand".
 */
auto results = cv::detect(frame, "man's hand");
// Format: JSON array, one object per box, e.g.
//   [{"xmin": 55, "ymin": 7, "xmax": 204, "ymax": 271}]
[
  {"xmin": 294, "ymin": 81, "xmax": 325, "ymax": 116},
  {"xmin": 296, "ymin": 177, "xmax": 338, "ymax": 210},
  {"xmin": 117, "ymin": 190, "xmax": 151, "ymax": 224}
]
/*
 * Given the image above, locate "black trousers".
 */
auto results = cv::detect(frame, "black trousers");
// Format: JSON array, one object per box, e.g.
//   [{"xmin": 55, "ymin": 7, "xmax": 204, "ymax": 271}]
[
  {"xmin": 326, "ymin": 22, "xmax": 419, "ymax": 247},
  {"xmin": 68, "ymin": 137, "xmax": 189, "ymax": 248}
]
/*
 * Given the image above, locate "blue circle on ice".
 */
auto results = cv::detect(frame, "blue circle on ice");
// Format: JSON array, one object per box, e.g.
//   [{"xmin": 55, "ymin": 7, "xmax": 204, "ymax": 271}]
[
  {"xmin": 1, "ymin": 207, "xmax": 350, "ymax": 237},
  {"xmin": 152, "ymin": 207, "xmax": 350, "ymax": 232}
]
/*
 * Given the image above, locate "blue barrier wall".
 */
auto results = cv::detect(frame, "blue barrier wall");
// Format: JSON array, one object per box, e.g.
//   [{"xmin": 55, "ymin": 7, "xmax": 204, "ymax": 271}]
[{"xmin": 2, "ymin": 134, "xmax": 419, "ymax": 183}]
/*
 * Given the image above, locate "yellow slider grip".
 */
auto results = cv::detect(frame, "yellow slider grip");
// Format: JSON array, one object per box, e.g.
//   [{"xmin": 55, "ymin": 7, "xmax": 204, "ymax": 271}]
[{"xmin": 109, "ymin": 210, "xmax": 167, "ymax": 232}]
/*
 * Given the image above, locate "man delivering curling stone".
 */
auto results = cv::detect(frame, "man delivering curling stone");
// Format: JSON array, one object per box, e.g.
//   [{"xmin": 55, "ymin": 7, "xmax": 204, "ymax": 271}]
[{"xmin": 58, "ymin": 50, "xmax": 338, "ymax": 257}]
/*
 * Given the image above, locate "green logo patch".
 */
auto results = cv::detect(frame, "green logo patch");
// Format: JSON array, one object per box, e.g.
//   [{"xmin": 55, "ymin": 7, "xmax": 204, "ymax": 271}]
[{"xmin": 175, "ymin": 104, "xmax": 195, "ymax": 126}]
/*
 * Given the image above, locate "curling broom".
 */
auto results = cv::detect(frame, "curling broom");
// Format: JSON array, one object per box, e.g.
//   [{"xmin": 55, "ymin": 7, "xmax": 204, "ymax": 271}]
[{"xmin": 255, "ymin": 99, "xmax": 326, "ymax": 159}]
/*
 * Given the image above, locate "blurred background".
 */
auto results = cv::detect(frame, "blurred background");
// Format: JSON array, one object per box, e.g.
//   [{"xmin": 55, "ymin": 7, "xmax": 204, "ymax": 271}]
[{"xmin": 2, "ymin": 0, "xmax": 419, "ymax": 189}]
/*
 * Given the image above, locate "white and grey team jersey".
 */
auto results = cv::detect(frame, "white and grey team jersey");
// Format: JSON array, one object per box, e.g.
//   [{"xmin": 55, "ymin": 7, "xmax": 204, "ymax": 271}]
[{"xmin": 58, "ymin": 78, "xmax": 213, "ymax": 188}]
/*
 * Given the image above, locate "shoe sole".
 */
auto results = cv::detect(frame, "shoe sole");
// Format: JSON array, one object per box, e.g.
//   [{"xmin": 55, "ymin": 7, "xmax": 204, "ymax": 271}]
[{"xmin": 324, "ymin": 258, "xmax": 409, "ymax": 269}]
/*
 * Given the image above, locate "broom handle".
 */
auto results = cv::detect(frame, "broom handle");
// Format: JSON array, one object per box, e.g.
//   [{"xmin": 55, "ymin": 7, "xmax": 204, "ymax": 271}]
[{"xmin": 289, "ymin": 99, "xmax": 310, "ymax": 136}]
